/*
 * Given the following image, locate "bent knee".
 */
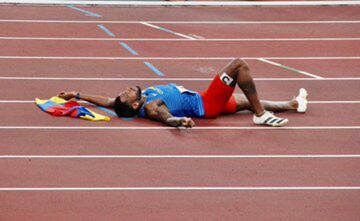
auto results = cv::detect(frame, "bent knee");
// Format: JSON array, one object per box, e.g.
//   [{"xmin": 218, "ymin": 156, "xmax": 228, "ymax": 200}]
[
  {"xmin": 231, "ymin": 58, "xmax": 248, "ymax": 67},
  {"xmin": 230, "ymin": 58, "xmax": 250, "ymax": 73}
]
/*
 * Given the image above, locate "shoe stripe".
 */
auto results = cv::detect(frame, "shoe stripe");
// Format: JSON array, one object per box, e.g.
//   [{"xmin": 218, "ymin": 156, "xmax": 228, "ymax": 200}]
[
  {"xmin": 269, "ymin": 118, "xmax": 279, "ymax": 124},
  {"xmin": 264, "ymin": 117, "xmax": 273, "ymax": 124},
  {"xmin": 276, "ymin": 119, "xmax": 285, "ymax": 124}
]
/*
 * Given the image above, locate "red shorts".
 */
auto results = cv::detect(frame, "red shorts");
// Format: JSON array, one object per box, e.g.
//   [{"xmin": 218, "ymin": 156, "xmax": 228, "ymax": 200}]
[{"xmin": 200, "ymin": 75, "xmax": 237, "ymax": 118}]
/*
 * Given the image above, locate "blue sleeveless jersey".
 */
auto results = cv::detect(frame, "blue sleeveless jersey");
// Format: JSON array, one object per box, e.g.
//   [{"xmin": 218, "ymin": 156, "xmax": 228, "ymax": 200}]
[{"xmin": 138, "ymin": 84, "xmax": 205, "ymax": 118}]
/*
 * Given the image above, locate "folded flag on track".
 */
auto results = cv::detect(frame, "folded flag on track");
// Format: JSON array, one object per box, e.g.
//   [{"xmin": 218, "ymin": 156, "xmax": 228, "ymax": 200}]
[{"xmin": 35, "ymin": 96, "xmax": 110, "ymax": 121}]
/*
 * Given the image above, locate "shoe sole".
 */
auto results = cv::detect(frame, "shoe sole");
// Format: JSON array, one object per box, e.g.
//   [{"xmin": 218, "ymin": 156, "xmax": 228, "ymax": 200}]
[{"xmin": 296, "ymin": 88, "xmax": 308, "ymax": 113}]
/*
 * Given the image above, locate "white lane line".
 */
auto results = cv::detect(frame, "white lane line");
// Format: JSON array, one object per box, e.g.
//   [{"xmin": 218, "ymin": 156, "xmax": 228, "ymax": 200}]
[
  {"xmin": 140, "ymin": 22, "xmax": 196, "ymax": 40},
  {"xmin": 0, "ymin": 126, "xmax": 358, "ymax": 130},
  {"xmin": 1, "ymin": 37, "xmax": 359, "ymax": 41},
  {"xmin": 258, "ymin": 58, "xmax": 324, "ymax": 79},
  {"xmin": 0, "ymin": 100, "xmax": 34, "ymax": 103},
  {"xmin": 1, "ymin": 155, "xmax": 360, "ymax": 159},
  {"xmin": 1, "ymin": 76, "xmax": 360, "ymax": 81},
  {"xmin": 1, "ymin": 100, "xmax": 360, "ymax": 104},
  {"xmin": 0, "ymin": 186, "xmax": 359, "ymax": 191},
  {"xmin": 1, "ymin": 0, "xmax": 360, "ymax": 6},
  {"xmin": 0, "ymin": 20, "xmax": 359, "ymax": 24},
  {"xmin": 309, "ymin": 101, "xmax": 360, "ymax": 104},
  {"xmin": 0, "ymin": 56, "xmax": 359, "ymax": 60}
]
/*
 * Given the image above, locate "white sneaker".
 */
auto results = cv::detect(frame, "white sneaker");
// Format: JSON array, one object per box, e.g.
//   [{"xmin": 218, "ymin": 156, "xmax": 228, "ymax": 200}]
[
  {"xmin": 296, "ymin": 88, "xmax": 308, "ymax": 113},
  {"xmin": 253, "ymin": 111, "xmax": 289, "ymax": 127}
]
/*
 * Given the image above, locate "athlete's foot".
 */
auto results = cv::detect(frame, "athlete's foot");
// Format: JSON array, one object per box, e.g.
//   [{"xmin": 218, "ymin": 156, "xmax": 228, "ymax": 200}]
[
  {"xmin": 295, "ymin": 88, "xmax": 308, "ymax": 113},
  {"xmin": 253, "ymin": 111, "xmax": 289, "ymax": 127}
]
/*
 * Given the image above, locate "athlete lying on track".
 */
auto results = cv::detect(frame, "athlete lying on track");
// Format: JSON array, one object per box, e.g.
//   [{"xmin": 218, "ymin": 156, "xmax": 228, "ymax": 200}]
[{"xmin": 58, "ymin": 58, "xmax": 308, "ymax": 128}]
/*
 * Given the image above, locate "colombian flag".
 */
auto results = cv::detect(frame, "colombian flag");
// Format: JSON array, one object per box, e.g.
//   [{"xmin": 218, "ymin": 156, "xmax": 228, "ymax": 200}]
[{"xmin": 35, "ymin": 96, "xmax": 110, "ymax": 121}]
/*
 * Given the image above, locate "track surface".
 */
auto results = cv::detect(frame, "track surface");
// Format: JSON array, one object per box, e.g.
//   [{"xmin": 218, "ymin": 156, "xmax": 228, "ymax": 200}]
[{"xmin": 0, "ymin": 4, "xmax": 359, "ymax": 221}]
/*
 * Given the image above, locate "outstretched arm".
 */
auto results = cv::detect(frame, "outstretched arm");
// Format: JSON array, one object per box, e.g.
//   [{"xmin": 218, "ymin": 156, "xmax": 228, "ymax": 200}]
[
  {"xmin": 57, "ymin": 91, "xmax": 115, "ymax": 108},
  {"xmin": 145, "ymin": 99, "xmax": 195, "ymax": 128}
]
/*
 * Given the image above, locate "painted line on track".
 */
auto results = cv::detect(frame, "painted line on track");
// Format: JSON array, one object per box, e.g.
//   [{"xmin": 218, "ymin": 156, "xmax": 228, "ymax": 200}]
[
  {"xmin": 0, "ymin": 20, "xmax": 359, "ymax": 24},
  {"xmin": 0, "ymin": 77, "xmax": 359, "ymax": 81},
  {"xmin": 1, "ymin": 1, "xmax": 360, "ymax": 6},
  {"xmin": 66, "ymin": 5, "xmax": 102, "ymax": 18},
  {"xmin": 84, "ymin": 103, "xmax": 117, "ymax": 117},
  {"xmin": 1, "ymin": 37, "xmax": 359, "ymax": 41},
  {"xmin": 308, "ymin": 101, "xmax": 360, "ymax": 104},
  {"xmin": 143, "ymin": 62, "xmax": 165, "ymax": 76},
  {"xmin": 96, "ymin": 24, "xmax": 115, "ymax": 37},
  {"xmin": 1, "ymin": 154, "xmax": 360, "ymax": 159},
  {"xmin": 258, "ymin": 58, "xmax": 324, "ymax": 79},
  {"xmin": 119, "ymin": 42, "xmax": 139, "ymax": 56},
  {"xmin": 0, "ymin": 56, "xmax": 358, "ymax": 60},
  {"xmin": 140, "ymin": 22, "xmax": 196, "ymax": 40},
  {"xmin": 1, "ymin": 100, "xmax": 360, "ymax": 104},
  {"xmin": 0, "ymin": 186, "xmax": 359, "ymax": 191},
  {"xmin": 0, "ymin": 126, "xmax": 358, "ymax": 130}
]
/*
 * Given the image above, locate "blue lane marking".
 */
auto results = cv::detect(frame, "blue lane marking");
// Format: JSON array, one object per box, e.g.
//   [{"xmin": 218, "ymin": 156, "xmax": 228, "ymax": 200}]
[
  {"xmin": 96, "ymin": 106, "xmax": 118, "ymax": 117},
  {"xmin": 119, "ymin": 42, "xmax": 139, "ymax": 56},
  {"xmin": 97, "ymin": 106, "xmax": 136, "ymax": 121},
  {"xmin": 97, "ymin": 24, "xmax": 115, "ymax": 37},
  {"xmin": 154, "ymin": 26, "xmax": 182, "ymax": 36},
  {"xmin": 144, "ymin": 62, "xmax": 165, "ymax": 77},
  {"xmin": 98, "ymin": 106, "xmax": 135, "ymax": 121},
  {"xmin": 122, "ymin": 117, "xmax": 136, "ymax": 121},
  {"xmin": 85, "ymin": 102, "xmax": 135, "ymax": 121},
  {"xmin": 67, "ymin": 5, "xmax": 102, "ymax": 18},
  {"xmin": 84, "ymin": 102, "xmax": 117, "ymax": 117}
]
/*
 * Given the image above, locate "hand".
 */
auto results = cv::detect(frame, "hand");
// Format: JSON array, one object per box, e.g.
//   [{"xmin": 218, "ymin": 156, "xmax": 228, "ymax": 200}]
[
  {"xmin": 57, "ymin": 91, "xmax": 76, "ymax": 100},
  {"xmin": 167, "ymin": 117, "xmax": 195, "ymax": 128},
  {"xmin": 179, "ymin": 117, "xmax": 195, "ymax": 128}
]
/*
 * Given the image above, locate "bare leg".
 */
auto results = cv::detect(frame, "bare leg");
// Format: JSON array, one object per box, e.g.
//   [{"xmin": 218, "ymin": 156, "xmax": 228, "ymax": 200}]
[
  {"xmin": 219, "ymin": 58, "xmax": 265, "ymax": 116},
  {"xmin": 233, "ymin": 94, "xmax": 298, "ymax": 112},
  {"xmin": 218, "ymin": 58, "xmax": 290, "ymax": 126}
]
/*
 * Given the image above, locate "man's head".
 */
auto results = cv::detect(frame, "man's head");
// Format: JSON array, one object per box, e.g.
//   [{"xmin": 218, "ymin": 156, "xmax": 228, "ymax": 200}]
[{"xmin": 114, "ymin": 86, "xmax": 142, "ymax": 118}]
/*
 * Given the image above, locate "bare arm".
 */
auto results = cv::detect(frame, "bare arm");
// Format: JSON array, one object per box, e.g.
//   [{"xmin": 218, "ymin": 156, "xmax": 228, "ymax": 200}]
[
  {"xmin": 57, "ymin": 91, "xmax": 115, "ymax": 108},
  {"xmin": 145, "ymin": 99, "xmax": 195, "ymax": 128}
]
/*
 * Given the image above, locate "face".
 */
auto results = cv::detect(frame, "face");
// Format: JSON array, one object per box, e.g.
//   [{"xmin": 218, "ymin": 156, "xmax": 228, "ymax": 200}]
[{"xmin": 119, "ymin": 86, "xmax": 142, "ymax": 108}]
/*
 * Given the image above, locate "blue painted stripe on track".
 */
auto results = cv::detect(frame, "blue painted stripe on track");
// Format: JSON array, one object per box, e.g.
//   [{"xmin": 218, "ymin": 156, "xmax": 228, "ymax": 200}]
[
  {"xmin": 119, "ymin": 42, "xmax": 139, "ymax": 56},
  {"xmin": 154, "ymin": 26, "xmax": 182, "ymax": 36},
  {"xmin": 67, "ymin": 5, "xmax": 102, "ymax": 18},
  {"xmin": 85, "ymin": 102, "xmax": 135, "ymax": 121},
  {"xmin": 84, "ymin": 102, "xmax": 116, "ymax": 117},
  {"xmin": 144, "ymin": 62, "xmax": 165, "ymax": 76},
  {"xmin": 122, "ymin": 117, "xmax": 136, "ymax": 121},
  {"xmin": 97, "ymin": 24, "xmax": 115, "ymax": 37},
  {"xmin": 96, "ymin": 106, "xmax": 117, "ymax": 117}
]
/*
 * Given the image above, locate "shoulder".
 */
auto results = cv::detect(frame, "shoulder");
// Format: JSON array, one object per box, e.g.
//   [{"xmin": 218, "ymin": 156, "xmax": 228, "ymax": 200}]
[
  {"xmin": 144, "ymin": 99, "xmax": 163, "ymax": 111},
  {"xmin": 144, "ymin": 99, "xmax": 168, "ymax": 116}
]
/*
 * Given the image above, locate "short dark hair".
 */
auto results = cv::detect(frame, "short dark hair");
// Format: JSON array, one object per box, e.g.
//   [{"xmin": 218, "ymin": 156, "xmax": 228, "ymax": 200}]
[{"xmin": 114, "ymin": 96, "xmax": 139, "ymax": 118}]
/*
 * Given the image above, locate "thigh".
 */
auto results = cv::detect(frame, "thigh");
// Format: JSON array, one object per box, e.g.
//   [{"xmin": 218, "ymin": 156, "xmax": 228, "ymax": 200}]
[
  {"xmin": 201, "ymin": 74, "xmax": 235, "ymax": 118},
  {"xmin": 221, "ymin": 95, "xmax": 237, "ymax": 115}
]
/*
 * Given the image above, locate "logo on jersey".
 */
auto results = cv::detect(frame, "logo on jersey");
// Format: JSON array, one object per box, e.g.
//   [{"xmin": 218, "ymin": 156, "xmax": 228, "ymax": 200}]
[
  {"xmin": 220, "ymin": 72, "xmax": 234, "ymax": 86},
  {"xmin": 148, "ymin": 86, "xmax": 164, "ymax": 94}
]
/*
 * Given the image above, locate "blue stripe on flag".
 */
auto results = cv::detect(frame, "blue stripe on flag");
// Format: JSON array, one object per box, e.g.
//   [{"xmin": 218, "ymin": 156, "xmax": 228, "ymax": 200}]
[{"xmin": 37, "ymin": 100, "xmax": 59, "ymax": 111}]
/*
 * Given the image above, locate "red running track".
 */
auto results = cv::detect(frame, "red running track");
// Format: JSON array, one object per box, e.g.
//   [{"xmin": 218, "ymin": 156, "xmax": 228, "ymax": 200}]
[
  {"xmin": 1, "ymin": 79, "xmax": 359, "ymax": 100},
  {"xmin": 0, "ymin": 40, "xmax": 358, "ymax": 57},
  {"xmin": 0, "ymin": 59, "xmax": 359, "ymax": 78},
  {"xmin": 1, "ymin": 23, "xmax": 359, "ymax": 39},
  {"xmin": 0, "ymin": 4, "xmax": 360, "ymax": 221},
  {"xmin": 0, "ymin": 5, "xmax": 359, "ymax": 21}
]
